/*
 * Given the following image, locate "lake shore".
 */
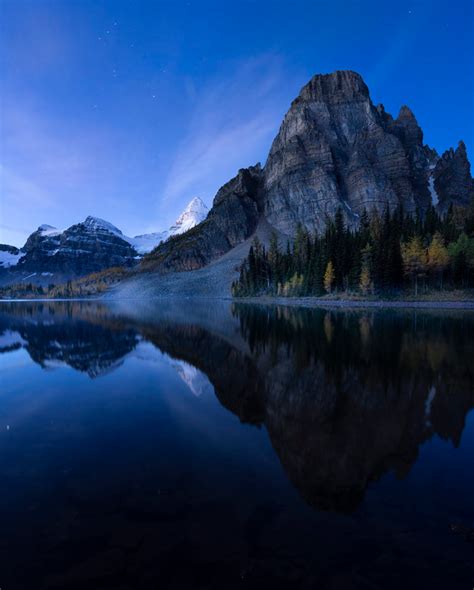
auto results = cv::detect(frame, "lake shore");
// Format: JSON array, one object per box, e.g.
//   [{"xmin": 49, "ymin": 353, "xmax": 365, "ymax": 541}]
[
  {"xmin": 233, "ymin": 296, "xmax": 474, "ymax": 310},
  {"xmin": 2, "ymin": 294, "xmax": 474, "ymax": 310}
]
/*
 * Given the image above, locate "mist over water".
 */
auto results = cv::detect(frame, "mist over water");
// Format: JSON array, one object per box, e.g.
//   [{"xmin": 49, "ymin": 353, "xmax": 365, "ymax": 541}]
[{"xmin": 0, "ymin": 300, "xmax": 473, "ymax": 589}]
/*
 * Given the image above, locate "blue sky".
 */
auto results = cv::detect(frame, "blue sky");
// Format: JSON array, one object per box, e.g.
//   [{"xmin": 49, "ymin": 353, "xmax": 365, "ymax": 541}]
[{"xmin": 1, "ymin": 0, "xmax": 473, "ymax": 247}]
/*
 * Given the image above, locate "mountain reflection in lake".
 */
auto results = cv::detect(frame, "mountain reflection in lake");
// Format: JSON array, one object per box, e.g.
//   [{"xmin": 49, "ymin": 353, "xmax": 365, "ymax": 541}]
[{"xmin": 0, "ymin": 300, "xmax": 473, "ymax": 589}]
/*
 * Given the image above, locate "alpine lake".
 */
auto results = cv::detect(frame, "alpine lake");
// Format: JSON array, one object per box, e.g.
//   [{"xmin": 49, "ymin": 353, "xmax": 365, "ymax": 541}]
[{"xmin": 0, "ymin": 300, "xmax": 473, "ymax": 589}]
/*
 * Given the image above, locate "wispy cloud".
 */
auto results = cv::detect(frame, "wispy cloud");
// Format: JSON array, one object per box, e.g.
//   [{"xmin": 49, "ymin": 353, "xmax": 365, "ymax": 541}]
[{"xmin": 160, "ymin": 55, "xmax": 294, "ymax": 221}]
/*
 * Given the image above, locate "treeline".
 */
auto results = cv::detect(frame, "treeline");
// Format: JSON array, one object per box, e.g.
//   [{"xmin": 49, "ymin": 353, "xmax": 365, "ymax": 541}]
[
  {"xmin": 0, "ymin": 267, "xmax": 129, "ymax": 300},
  {"xmin": 232, "ymin": 205, "xmax": 474, "ymax": 297}
]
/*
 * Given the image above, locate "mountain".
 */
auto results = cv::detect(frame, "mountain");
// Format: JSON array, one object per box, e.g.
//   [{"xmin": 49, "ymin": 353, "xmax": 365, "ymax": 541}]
[
  {"xmin": 16, "ymin": 216, "xmax": 138, "ymax": 276},
  {"xmin": 0, "ymin": 197, "xmax": 208, "ymax": 284},
  {"xmin": 143, "ymin": 70, "xmax": 473, "ymax": 272},
  {"xmin": 131, "ymin": 197, "xmax": 208, "ymax": 254}
]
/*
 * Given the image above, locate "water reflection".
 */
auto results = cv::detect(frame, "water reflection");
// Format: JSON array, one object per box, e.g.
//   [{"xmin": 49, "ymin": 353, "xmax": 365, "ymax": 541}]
[{"xmin": 1, "ymin": 300, "xmax": 473, "ymax": 513}]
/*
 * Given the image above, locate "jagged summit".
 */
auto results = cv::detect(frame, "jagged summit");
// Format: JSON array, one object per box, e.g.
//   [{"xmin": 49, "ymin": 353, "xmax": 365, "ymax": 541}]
[
  {"xmin": 182, "ymin": 196, "xmax": 208, "ymax": 214},
  {"xmin": 170, "ymin": 197, "xmax": 208, "ymax": 234},
  {"xmin": 82, "ymin": 216, "xmax": 124, "ymax": 235},
  {"xmin": 297, "ymin": 70, "xmax": 369, "ymax": 104}
]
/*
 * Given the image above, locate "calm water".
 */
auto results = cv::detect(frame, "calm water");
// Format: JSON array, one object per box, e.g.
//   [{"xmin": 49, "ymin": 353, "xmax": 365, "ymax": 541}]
[{"xmin": 0, "ymin": 300, "xmax": 473, "ymax": 589}]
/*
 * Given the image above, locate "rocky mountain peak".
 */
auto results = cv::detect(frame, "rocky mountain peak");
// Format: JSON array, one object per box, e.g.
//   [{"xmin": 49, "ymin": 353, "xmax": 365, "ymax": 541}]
[
  {"xmin": 169, "ymin": 197, "xmax": 209, "ymax": 235},
  {"xmin": 456, "ymin": 140, "xmax": 468, "ymax": 157},
  {"xmin": 297, "ymin": 70, "xmax": 370, "ymax": 104},
  {"xmin": 397, "ymin": 105, "xmax": 417, "ymax": 121},
  {"xmin": 182, "ymin": 196, "xmax": 208, "ymax": 214},
  {"xmin": 176, "ymin": 197, "xmax": 209, "ymax": 225},
  {"xmin": 432, "ymin": 139, "xmax": 474, "ymax": 213},
  {"xmin": 38, "ymin": 224, "xmax": 57, "ymax": 233},
  {"xmin": 390, "ymin": 104, "xmax": 424, "ymax": 151},
  {"xmin": 82, "ymin": 216, "xmax": 123, "ymax": 235}
]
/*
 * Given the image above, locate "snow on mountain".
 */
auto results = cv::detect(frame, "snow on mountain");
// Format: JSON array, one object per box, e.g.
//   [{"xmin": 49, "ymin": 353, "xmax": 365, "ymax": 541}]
[
  {"xmin": 169, "ymin": 197, "xmax": 209, "ymax": 234},
  {"xmin": 172, "ymin": 359, "xmax": 214, "ymax": 397},
  {"xmin": 127, "ymin": 197, "xmax": 208, "ymax": 254},
  {"xmin": 0, "ymin": 330, "xmax": 27, "ymax": 349},
  {"xmin": 428, "ymin": 174, "xmax": 440, "ymax": 206},
  {"xmin": 0, "ymin": 248, "xmax": 24, "ymax": 268},
  {"xmin": 128, "ymin": 231, "xmax": 167, "ymax": 255},
  {"xmin": 82, "ymin": 216, "xmax": 124, "ymax": 236},
  {"xmin": 38, "ymin": 224, "xmax": 64, "ymax": 237}
]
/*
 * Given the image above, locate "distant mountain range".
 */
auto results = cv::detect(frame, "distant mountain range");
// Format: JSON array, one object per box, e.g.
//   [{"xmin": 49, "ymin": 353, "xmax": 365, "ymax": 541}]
[{"xmin": 0, "ymin": 197, "xmax": 208, "ymax": 285}]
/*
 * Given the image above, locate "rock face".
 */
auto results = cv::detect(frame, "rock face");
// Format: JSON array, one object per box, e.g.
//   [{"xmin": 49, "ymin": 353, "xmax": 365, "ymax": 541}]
[
  {"xmin": 432, "ymin": 141, "xmax": 474, "ymax": 214},
  {"xmin": 146, "ymin": 70, "xmax": 473, "ymax": 272},
  {"xmin": 264, "ymin": 71, "xmax": 432, "ymax": 234}
]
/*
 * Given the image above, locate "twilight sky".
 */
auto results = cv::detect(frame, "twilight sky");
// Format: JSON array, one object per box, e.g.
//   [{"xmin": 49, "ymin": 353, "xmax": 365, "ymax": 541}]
[{"xmin": 1, "ymin": 0, "xmax": 473, "ymax": 247}]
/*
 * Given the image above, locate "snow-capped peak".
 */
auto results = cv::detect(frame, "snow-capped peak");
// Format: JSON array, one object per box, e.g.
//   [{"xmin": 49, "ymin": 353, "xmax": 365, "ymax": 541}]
[
  {"xmin": 182, "ymin": 196, "xmax": 208, "ymax": 217},
  {"xmin": 170, "ymin": 197, "xmax": 208, "ymax": 234},
  {"xmin": 83, "ymin": 216, "xmax": 123, "ymax": 235}
]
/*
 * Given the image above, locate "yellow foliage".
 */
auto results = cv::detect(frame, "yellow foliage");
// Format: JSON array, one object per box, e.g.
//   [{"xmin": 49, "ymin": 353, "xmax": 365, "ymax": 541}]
[{"xmin": 323, "ymin": 261, "xmax": 335, "ymax": 293}]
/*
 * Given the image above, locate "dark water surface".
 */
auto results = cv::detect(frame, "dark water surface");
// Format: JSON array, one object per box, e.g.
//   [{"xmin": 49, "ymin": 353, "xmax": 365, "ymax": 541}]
[{"xmin": 0, "ymin": 300, "xmax": 473, "ymax": 589}]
